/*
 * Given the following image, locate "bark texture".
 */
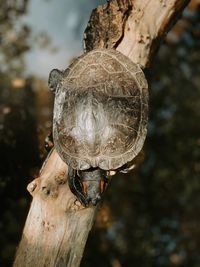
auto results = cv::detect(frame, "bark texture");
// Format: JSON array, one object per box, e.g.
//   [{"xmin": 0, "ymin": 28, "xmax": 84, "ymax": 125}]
[
  {"xmin": 14, "ymin": 149, "xmax": 97, "ymax": 267},
  {"xmin": 13, "ymin": 0, "xmax": 190, "ymax": 266},
  {"xmin": 84, "ymin": 0, "xmax": 190, "ymax": 67}
]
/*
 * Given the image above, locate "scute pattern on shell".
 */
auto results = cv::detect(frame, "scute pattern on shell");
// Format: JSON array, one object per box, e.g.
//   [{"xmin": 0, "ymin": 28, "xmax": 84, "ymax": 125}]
[{"xmin": 53, "ymin": 49, "xmax": 148, "ymax": 170}]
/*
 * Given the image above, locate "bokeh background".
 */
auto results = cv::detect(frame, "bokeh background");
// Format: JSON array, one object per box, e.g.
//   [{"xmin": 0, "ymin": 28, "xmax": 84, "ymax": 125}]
[{"xmin": 0, "ymin": 0, "xmax": 200, "ymax": 266}]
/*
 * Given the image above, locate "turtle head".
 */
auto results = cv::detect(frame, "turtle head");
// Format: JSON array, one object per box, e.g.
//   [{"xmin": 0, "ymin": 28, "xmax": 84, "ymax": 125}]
[
  {"xmin": 68, "ymin": 167, "xmax": 110, "ymax": 206},
  {"xmin": 80, "ymin": 168, "xmax": 108, "ymax": 206}
]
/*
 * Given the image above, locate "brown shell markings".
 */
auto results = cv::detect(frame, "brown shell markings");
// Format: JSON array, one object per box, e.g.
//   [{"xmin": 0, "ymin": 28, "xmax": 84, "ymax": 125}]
[{"xmin": 53, "ymin": 49, "xmax": 148, "ymax": 170}]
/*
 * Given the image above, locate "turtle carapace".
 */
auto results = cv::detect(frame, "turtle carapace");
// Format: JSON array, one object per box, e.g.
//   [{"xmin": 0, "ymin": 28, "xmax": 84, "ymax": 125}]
[{"xmin": 48, "ymin": 49, "xmax": 148, "ymax": 206}]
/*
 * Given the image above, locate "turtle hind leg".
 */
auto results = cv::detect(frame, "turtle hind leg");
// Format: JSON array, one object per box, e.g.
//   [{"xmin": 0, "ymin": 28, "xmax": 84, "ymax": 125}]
[{"xmin": 68, "ymin": 167, "xmax": 89, "ymax": 207}]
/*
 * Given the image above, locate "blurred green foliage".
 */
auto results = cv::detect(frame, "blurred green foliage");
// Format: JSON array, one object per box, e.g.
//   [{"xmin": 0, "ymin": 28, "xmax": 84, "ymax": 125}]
[{"xmin": 0, "ymin": 1, "xmax": 199, "ymax": 267}]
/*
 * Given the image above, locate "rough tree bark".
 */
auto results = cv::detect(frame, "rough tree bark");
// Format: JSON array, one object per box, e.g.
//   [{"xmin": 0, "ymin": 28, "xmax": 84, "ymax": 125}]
[{"xmin": 13, "ymin": 1, "xmax": 190, "ymax": 266}]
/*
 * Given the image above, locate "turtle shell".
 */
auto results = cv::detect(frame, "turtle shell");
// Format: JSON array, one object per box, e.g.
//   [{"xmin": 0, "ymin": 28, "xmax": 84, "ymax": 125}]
[{"xmin": 52, "ymin": 49, "xmax": 148, "ymax": 170}]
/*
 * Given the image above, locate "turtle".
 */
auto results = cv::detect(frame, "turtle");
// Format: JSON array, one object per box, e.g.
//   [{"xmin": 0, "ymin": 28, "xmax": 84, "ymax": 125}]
[{"xmin": 48, "ymin": 48, "xmax": 148, "ymax": 206}]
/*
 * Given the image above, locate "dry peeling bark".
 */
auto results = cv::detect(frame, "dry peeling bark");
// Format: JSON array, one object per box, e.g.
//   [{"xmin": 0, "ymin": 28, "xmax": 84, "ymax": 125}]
[
  {"xmin": 13, "ymin": 0, "xmax": 190, "ymax": 266},
  {"xmin": 84, "ymin": 0, "xmax": 190, "ymax": 67}
]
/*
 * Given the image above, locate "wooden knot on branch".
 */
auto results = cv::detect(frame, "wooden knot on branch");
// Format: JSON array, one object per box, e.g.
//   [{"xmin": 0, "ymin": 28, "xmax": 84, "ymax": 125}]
[
  {"xmin": 41, "ymin": 220, "xmax": 55, "ymax": 232},
  {"xmin": 40, "ymin": 172, "xmax": 67, "ymax": 199},
  {"xmin": 27, "ymin": 171, "xmax": 68, "ymax": 199},
  {"xmin": 41, "ymin": 182, "xmax": 59, "ymax": 198}
]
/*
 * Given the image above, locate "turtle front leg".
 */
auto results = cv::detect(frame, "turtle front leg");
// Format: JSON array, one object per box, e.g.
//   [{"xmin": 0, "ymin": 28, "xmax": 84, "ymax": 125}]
[{"xmin": 68, "ymin": 167, "xmax": 89, "ymax": 207}]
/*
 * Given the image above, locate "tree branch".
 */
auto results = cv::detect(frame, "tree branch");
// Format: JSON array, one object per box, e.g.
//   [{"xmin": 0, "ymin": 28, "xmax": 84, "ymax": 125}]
[
  {"xmin": 14, "ymin": 149, "xmax": 97, "ymax": 267},
  {"xmin": 84, "ymin": 0, "xmax": 190, "ymax": 67},
  {"xmin": 13, "ymin": 0, "xmax": 190, "ymax": 266}
]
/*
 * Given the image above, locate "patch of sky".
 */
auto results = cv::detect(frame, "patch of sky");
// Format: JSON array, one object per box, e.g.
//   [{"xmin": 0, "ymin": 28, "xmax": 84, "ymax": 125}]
[{"xmin": 21, "ymin": 0, "xmax": 106, "ymax": 78}]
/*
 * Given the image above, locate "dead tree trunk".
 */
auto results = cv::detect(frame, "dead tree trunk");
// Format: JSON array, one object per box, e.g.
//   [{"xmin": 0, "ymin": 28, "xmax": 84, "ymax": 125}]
[{"xmin": 13, "ymin": 1, "xmax": 190, "ymax": 266}]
